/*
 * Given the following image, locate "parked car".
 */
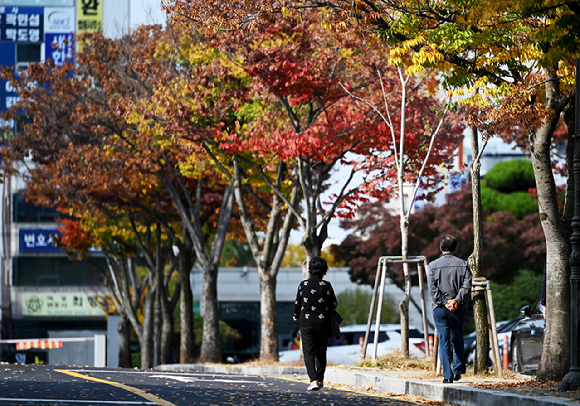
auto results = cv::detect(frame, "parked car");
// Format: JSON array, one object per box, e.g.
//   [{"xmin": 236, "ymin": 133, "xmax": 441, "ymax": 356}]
[
  {"xmin": 510, "ymin": 296, "xmax": 545, "ymax": 374},
  {"xmin": 464, "ymin": 316, "xmax": 524, "ymax": 365},
  {"xmin": 278, "ymin": 324, "xmax": 426, "ymax": 365}
]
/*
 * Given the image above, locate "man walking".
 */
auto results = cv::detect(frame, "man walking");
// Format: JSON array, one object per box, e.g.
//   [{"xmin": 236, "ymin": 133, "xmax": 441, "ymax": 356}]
[{"xmin": 428, "ymin": 234, "xmax": 472, "ymax": 383}]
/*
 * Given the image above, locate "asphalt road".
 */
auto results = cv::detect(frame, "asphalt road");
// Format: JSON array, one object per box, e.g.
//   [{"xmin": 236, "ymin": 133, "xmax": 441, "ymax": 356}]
[{"xmin": 0, "ymin": 364, "xmax": 421, "ymax": 406}]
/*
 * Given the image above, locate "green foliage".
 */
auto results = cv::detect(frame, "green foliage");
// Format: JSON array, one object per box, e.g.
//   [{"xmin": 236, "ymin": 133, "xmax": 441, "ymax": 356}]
[
  {"xmin": 220, "ymin": 239, "xmax": 255, "ymax": 267},
  {"xmin": 481, "ymin": 159, "xmax": 538, "ymax": 219},
  {"xmin": 336, "ymin": 288, "xmax": 398, "ymax": 325},
  {"xmin": 484, "ymin": 159, "xmax": 535, "ymax": 193},
  {"xmin": 491, "ymin": 269, "xmax": 543, "ymax": 321},
  {"xmin": 481, "ymin": 186, "xmax": 538, "ymax": 219}
]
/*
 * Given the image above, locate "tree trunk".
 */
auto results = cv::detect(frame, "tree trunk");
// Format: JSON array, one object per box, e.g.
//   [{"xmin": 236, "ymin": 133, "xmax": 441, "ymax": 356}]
[
  {"xmin": 399, "ymin": 214, "xmax": 410, "ymax": 358},
  {"xmin": 178, "ymin": 235, "xmax": 195, "ymax": 363},
  {"xmin": 533, "ymin": 66, "xmax": 572, "ymax": 381},
  {"xmin": 231, "ymin": 157, "xmax": 297, "ymax": 361},
  {"xmin": 117, "ymin": 311, "xmax": 132, "ymax": 368},
  {"xmin": 468, "ymin": 125, "xmax": 490, "ymax": 374},
  {"xmin": 533, "ymin": 129, "xmax": 571, "ymax": 380},
  {"xmin": 159, "ymin": 267, "xmax": 174, "ymax": 365},
  {"xmin": 302, "ymin": 243, "xmax": 323, "ymax": 279},
  {"xmin": 259, "ymin": 271, "xmax": 279, "ymax": 361},
  {"xmin": 199, "ymin": 263, "xmax": 221, "ymax": 362},
  {"xmin": 140, "ymin": 289, "xmax": 156, "ymax": 369},
  {"xmin": 161, "ymin": 305, "xmax": 173, "ymax": 365}
]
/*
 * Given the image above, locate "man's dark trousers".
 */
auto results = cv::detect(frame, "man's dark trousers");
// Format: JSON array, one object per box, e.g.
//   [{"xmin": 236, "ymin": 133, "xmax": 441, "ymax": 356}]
[
  {"xmin": 433, "ymin": 307, "xmax": 467, "ymax": 380},
  {"xmin": 300, "ymin": 325, "xmax": 328, "ymax": 383}
]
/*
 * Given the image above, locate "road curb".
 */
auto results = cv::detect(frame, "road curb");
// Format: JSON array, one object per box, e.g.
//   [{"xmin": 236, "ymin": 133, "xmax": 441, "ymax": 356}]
[
  {"xmin": 156, "ymin": 364, "xmax": 574, "ymax": 406},
  {"xmin": 325, "ymin": 368, "xmax": 573, "ymax": 406}
]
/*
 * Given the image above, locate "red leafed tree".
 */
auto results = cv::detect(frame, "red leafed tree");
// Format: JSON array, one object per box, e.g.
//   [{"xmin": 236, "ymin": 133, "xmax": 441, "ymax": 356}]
[
  {"xmin": 207, "ymin": 14, "xmax": 464, "ymax": 273},
  {"xmin": 205, "ymin": 14, "xmax": 464, "ymax": 357}
]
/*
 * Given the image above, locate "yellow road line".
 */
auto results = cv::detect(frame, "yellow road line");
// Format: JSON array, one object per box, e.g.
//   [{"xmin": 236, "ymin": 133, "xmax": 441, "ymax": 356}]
[
  {"xmin": 55, "ymin": 369, "xmax": 178, "ymax": 406},
  {"xmin": 275, "ymin": 376, "xmax": 385, "ymax": 398}
]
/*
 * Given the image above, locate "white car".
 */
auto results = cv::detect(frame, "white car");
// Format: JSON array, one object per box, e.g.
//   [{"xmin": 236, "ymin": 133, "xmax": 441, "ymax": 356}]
[{"xmin": 279, "ymin": 324, "xmax": 427, "ymax": 365}]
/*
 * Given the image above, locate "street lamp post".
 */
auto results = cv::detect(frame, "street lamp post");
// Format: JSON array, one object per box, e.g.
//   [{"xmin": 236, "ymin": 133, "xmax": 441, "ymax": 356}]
[{"xmin": 559, "ymin": 58, "xmax": 580, "ymax": 391}]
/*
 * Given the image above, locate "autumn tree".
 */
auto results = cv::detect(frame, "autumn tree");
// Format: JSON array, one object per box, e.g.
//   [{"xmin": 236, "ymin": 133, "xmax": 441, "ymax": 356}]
[
  {"xmin": 164, "ymin": 9, "xmax": 465, "ymax": 359},
  {"xmin": 0, "ymin": 26, "xmax": 234, "ymax": 365},
  {"xmin": 167, "ymin": 0, "xmax": 580, "ymax": 380}
]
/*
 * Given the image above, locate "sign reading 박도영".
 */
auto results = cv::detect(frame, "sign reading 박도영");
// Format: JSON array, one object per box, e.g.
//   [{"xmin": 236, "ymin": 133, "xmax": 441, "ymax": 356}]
[{"xmin": 22, "ymin": 292, "xmax": 106, "ymax": 317}]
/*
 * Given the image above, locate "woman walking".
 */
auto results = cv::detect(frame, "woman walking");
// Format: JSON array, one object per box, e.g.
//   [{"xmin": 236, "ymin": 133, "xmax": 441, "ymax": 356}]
[{"xmin": 293, "ymin": 256, "xmax": 338, "ymax": 391}]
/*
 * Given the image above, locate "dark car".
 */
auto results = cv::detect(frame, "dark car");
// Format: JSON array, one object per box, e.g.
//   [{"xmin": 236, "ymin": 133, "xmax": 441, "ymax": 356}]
[
  {"xmin": 464, "ymin": 315, "xmax": 523, "ymax": 365},
  {"xmin": 510, "ymin": 296, "xmax": 545, "ymax": 374}
]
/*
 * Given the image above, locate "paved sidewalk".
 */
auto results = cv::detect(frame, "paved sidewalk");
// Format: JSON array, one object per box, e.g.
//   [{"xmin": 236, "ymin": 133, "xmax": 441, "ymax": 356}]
[{"xmin": 155, "ymin": 363, "xmax": 580, "ymax": 406}]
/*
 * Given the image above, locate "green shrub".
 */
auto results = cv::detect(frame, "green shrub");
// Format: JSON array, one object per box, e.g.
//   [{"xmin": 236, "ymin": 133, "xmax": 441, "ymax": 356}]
[
  {"xmin": 484, "ymin": 159, "xmax": 535, "ymax": 193},
  {"xmin": 481, "ymin": 186, "xmax": 538, "ymax": 219}
]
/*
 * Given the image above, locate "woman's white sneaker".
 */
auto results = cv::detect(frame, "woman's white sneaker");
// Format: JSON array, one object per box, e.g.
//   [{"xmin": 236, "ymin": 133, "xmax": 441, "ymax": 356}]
[{"xmin": 307, "ymin": 381, "xmax": 320, "ymax": 391}]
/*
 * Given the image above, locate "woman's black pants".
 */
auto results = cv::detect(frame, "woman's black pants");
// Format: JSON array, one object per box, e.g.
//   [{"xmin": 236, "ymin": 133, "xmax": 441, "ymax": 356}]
[{"xmin": 300, "ymin": 325, "xmax": 328, "ymax": 383}]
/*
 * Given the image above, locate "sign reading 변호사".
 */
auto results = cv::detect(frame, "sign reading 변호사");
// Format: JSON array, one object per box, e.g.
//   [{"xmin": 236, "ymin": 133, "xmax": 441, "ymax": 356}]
[
  {"xmin": 0, "ymin": 6, "xmax": 43, "ymax": 42},
  {"xmin": 19, "ymin": 228, "xmax": 61, "ymax": 253},
  {"xmin": 22, "ymin": 292, "xmax": 106, "ymax": 317}
]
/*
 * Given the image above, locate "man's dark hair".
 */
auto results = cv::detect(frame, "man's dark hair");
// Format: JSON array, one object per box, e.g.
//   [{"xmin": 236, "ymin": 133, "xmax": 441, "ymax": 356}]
[
  {"xmin": 308, "ymin": 256, "xmax": 328, "ymax": 276},
  {"xmin": 440, "ymin": 234, "xmax": 458, "ymax": 252}
]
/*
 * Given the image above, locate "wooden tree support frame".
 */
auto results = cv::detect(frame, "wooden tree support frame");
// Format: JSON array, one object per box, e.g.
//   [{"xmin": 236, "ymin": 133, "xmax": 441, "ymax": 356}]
[
  {"xmin": 362, "ymin": 256, "xmax": 431, "ymax": 362},
  {"xmin": 363, "ymin": 256, "xmax": 501, "ymax": 375}
]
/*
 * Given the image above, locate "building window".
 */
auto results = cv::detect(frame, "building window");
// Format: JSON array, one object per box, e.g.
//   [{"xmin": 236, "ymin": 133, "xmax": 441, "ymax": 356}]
[
  {"xmin": 16, "ymin": 43, "xmax": 41, "ymax": 63},
  {"xmin": 13, "ymin": 257, "xmax": 105, "ymax": 286},
  {"xmin": 13, "ymin": 193, "xmax": 65, "ymax": 223}
]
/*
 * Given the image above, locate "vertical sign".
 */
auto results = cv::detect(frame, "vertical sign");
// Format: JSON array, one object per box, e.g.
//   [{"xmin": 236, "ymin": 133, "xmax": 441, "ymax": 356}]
[
  {"xmin": 0, "ymin": 41, "xmax": 16, "ymax": 113},
  {"xmin": 76, "ymin": 0, "xmax": 101, "ymax": 33},
  {"xmin": 44, "ymin": 7, "xmax": 74, "ymax": 66},
  {"xmin": 0, "ymin": 6, "xmax": 43, "ymax": 42}
]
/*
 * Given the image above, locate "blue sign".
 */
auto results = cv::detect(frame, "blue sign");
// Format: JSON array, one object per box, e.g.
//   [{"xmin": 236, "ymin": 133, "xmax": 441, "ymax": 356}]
[
  {"xmin": 19, "ymin": 228, "xmax": 61, "ymax": 253},
  {"xmin": 0, "ymin": 41, "xmax": 16, "ymax": 112},
  {"xmin": 0, "ymin": 1, "xmax": 73, "ymax": 5},
  {"xmin": 0, "ymin": 7, "xmax": 44, "ymax": 42},
  {"xmin": 44, "ymin": 32, "xmax": 73, "ymax": 66}
]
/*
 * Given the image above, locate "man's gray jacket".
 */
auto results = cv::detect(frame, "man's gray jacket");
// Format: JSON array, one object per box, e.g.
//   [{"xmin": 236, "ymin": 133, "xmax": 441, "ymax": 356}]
[{"xmin": 427, "ymin": 253, "xmax": 472, "ymax": 310}]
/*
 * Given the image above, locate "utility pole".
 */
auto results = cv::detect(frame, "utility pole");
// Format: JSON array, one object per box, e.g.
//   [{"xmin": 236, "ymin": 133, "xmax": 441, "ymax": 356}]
[{"xmin": 559, "ymin": 58, "xmax": 580, "ymax": 391}]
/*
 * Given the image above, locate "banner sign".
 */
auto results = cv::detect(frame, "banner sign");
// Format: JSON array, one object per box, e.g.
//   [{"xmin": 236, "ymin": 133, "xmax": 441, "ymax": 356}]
[
  {"xmin": 0, "ymin": 6, "xmax": 44, "ymax": 42},
  {"xmin": 22, "ymin": 292, "xmax": 106, "ymax": 317},
  {"xmin": 77, "ymin": 0, "xmax": 101, "ymax": 33},
  {"xmin": 19, "ymin": 228, "xmax": 61, "ymax": 253},
  {"xmin": 45, "ymin": 32, "xmax": 73, "ymax": 65}
]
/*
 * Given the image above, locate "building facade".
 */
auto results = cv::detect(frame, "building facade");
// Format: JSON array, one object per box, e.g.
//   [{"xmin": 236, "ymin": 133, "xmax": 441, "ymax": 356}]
[{"xmin": 0, "ymin": 0, "xmax": 132, "ymax": 364}]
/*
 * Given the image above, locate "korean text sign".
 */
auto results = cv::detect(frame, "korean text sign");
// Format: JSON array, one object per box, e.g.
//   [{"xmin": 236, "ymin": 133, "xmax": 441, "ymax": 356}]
[
  {"xmin": 22, "ymin": 292, "xmax": 106, "ymax": 317},
  {"xmin": 0, "ymin": 6, "xmax": 43, "ymax": 42},
  {"xmin": 77, "ymin": 0, "xmax": 101, "ymax": 33},
  {"xmin": 19, "ymin": 228, "xmax": 61, "ymax": 253}
]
